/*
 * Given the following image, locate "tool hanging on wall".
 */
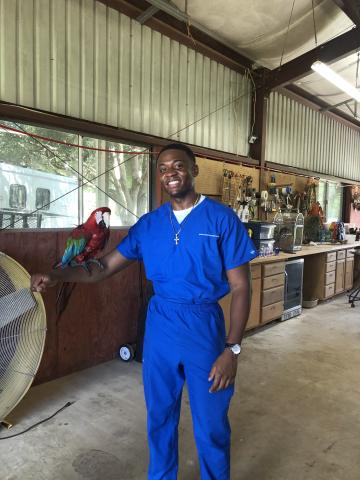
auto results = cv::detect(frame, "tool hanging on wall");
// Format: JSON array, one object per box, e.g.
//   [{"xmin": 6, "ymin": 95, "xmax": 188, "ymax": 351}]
[{"xmin": 221, "ymin": 168, "xmax": 258, "ymax": 221}]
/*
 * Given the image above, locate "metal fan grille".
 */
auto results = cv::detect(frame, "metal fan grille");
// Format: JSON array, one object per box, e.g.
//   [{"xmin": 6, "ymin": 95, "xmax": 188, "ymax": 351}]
[{"xmin": 0, "ymin": 252, "xmax": 46, "ymax": 421}]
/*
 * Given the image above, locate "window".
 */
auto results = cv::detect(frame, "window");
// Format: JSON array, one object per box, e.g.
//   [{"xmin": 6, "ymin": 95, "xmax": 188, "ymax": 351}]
[
  {"xmin": 316, "ymin": 180, "xmax": 343, "ymax": 223},
  {"xmin": 36, "ymin": 188, "xmax": 50, "ymax": 210},
  {"xmin": 0, "ymin": 120, "xmax": 150, "ymax": 229},
  {"xmin": 9, "ymin": 184, "xmax": 26, "ymax": 208}
]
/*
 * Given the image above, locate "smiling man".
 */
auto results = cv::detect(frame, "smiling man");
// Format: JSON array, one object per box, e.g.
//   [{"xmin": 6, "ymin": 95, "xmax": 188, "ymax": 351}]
[{"xmin": 31, "ymin": 143, "xmax": 257, "ymax": 480}]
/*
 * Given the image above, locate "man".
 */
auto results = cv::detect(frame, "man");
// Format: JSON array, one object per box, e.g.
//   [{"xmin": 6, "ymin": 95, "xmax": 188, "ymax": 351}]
[{"xmin": 31, "ymin": 143, "xmax": 257, "ymax": 480}]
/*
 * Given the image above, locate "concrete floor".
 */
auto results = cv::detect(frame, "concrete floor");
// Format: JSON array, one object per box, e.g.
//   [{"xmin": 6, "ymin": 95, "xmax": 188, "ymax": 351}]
[{"xmin": 1, "ymin": 294, "xmax": 360, "ymax": 480}]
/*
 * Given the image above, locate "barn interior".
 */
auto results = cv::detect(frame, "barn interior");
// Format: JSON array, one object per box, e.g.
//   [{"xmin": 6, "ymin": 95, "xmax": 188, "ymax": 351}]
[{"xmin": 0, "ymin": 1, "xmax": 360, "ymax": 479}]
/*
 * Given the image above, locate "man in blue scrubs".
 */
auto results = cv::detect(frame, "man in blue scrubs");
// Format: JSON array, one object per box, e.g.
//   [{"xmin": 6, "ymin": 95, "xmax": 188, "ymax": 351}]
[{"xmin": 31, "ymin": 143, "xmax": 257, "ymax": 480}]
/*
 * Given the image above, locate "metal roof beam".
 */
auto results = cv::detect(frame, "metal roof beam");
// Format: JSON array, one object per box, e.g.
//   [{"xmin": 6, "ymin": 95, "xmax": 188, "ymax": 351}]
[
  {"xmin": 332, "ymin": 0, "xmax": 360, "ymax": 27},
  {"xmin": 145, "ymin": 0, "xmax": 188, "ymax": 22},
  {"xmin": 97, "ymin": 0, "xmax": 255, "ymax": 74},
  {"xmin": 137, "ymin": 5, "xmax": 159, "ymax": 24},
  {"xmin": 263, "ymin": 27, "xmax": 360, "ymax": 89}
]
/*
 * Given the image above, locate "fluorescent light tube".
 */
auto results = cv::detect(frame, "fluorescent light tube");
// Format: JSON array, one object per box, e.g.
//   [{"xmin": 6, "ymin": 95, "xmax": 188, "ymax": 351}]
[{"xmin": 311, "ymin": 61, "xmax": 360, "ymax": 102}]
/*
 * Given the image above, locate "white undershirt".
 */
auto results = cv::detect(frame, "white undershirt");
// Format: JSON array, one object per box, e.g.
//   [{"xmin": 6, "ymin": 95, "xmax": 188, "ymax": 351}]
[{"xmin": 173, "ymin": 195, "xmax": 205, "ymax": 223}]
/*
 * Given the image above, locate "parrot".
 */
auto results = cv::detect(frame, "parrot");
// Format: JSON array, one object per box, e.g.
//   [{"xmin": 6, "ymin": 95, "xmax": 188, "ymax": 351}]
[{"xmin": 54, "ymin": 206, "xmax": 111, "ymax": 316}]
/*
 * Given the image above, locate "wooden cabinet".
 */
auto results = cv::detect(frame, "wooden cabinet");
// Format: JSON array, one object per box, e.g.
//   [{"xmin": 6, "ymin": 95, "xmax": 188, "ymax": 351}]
[
  {"xmin": 219, "ymin": 264, "xmax": 261, "ymax": 332},
  {"xmin": 246, "ymin": 277, "xmax": 261, "ymax": 329},
  {"xmin": 304, "ymin": 253, "xmax": 337, "ymax": 300},
  {"xmin": 325, "ymin": 270, "xmax": 336, "ymax": 285},
  {"xmin": 324, "ymin": 283, "xmax": 335, "ymax": 298},
  {"xmin": 262, "ymin": 301, "xmax": 284, "ymax": 323},
  {"xmin": 326, "ymin": 252, "xmax": 337, "ymax": 262},
  {"xmin": 336, "ymin": 250, "xmax": 346, "ymax": 261},
  {"xmin": 304, "ymin": 248, "xmax": 354, "ymax": 301},
  {"xmin": 246, "ymin": 264, "xmax": 261, "ymax": 329},
  {"xmin": 261, "ymin": 262, "xmax": 285, "ymax": 324},
  {"xmin": 345, "ymin": 258, "xmax": 354, "ymax": 290},
  {"xmin": 335, "ymin": 259, "xmax": 345, "ymax": 294}
]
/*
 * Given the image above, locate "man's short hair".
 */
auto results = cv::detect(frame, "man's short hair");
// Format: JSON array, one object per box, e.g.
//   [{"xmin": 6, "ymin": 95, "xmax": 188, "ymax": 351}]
[{"xmin": 157, "ymin": 143, "xmax": 196, "ymax": 164}]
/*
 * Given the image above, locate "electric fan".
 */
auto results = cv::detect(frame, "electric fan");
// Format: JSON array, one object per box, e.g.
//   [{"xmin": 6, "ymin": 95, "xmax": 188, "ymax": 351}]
[{"xmin": 0, "ymin": 252, "xmax": 47, "ymax": 423}]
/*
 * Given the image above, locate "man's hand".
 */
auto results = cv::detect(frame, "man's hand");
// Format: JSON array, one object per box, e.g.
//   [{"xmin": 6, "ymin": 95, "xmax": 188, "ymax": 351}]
[
  {"xmin": 208, "ymin": 349, "xmax": 238, "ymax": 393},
  {"xmin": 31, "ymin": 273, "xmax": 58, "ymax": 293}
]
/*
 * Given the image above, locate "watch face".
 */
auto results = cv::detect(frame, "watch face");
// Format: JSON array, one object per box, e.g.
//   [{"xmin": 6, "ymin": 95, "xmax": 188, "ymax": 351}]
[{"xmin": 231, "ymin": 344, "xmax": 241, "ymax": 355}]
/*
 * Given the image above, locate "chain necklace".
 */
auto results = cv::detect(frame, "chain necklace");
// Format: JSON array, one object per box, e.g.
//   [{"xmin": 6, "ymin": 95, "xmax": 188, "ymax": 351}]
[{"xmin": 169, "ymin": 194, "xmax": 200, "ymax": 246}]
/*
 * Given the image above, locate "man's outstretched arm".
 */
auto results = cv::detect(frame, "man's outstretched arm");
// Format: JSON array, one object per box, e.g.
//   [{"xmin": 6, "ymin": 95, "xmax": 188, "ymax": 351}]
[{"xmin": 30, "ymin": 249, "xmax": 134, "ymax": 293}]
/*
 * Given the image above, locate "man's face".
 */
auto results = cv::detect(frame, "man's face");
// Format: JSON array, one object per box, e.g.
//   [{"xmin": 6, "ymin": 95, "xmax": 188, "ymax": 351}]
[{"xmin": 157, "ymin": 149, "xmax": 199, "ymax": 198}]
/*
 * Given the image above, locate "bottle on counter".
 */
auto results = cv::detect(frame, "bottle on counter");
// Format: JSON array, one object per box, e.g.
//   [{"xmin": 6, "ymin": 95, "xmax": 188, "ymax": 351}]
[{"xmin": 241, "ymin": 204, "xmax": 250, "ymax": 223}]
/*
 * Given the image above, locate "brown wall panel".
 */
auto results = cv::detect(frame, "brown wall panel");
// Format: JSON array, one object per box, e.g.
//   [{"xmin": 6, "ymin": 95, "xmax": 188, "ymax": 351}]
[{"xmin": 0, "ymin": 229, "xmax": 142, "ymax": 384}]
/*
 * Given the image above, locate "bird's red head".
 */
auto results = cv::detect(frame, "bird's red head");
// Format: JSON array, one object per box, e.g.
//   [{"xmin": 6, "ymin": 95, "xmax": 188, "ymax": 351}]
[{"xmin": 85, "ymin": 207, "xmax": 111, "ymax": 228}]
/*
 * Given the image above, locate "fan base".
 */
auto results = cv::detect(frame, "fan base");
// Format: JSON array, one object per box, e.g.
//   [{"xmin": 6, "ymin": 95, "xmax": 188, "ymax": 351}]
[{"xmin": 1, "ymin": 419, "xmax": 13, "ymax": 429}]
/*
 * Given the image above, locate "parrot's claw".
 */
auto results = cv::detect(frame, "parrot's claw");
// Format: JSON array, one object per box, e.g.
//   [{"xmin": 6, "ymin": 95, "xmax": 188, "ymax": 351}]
[
  {"xmin": 85, "ymin": 258, "xmax": 105, "ymax": 269},
  {"xmin": 69, "ymin": 259, "xmax": 104, "ymax": 274},
  {"xmin": 69, "ymin": 260, "xmax": 91, "ymax": 274}
]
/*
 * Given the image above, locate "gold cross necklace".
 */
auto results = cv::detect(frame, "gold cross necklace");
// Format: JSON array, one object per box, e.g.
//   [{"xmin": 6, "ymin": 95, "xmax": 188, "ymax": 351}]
[{"xmin": 169, "ymin": 194, "xmax": 200, "ymax": 246}]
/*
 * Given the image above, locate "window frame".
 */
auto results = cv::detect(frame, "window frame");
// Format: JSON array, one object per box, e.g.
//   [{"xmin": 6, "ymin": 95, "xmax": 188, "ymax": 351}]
[
  {"xmin": 35, "ymin": 187, "xmax": 51, "ymax": 211},
  {"xmin": 0, "ymin": 119, "xmax": 152, "ymax": 230},
  {"xmin": 317, "ymin": 180, "xmax": 344, "ymax": 223},
  {"xmin": 9, "ymin": 184, "xmax": 27, "ymax": 209}
]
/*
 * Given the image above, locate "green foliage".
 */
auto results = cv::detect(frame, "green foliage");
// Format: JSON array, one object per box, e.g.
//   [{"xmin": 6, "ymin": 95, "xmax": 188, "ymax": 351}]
[{"xmin": 303, "ymin": 215, "xmax": 322, "ymax": 243}]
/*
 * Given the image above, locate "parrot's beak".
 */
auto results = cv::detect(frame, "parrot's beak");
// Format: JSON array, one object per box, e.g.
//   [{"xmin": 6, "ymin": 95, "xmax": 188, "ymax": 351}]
[{"xmin": 102, "ymin": 212, "xmax": 110, "ymax": 228}]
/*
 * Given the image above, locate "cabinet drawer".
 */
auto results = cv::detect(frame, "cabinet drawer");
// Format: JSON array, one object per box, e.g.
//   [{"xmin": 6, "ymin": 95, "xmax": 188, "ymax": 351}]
[
  {"xmin": 262, "ymin": 286, "xmax": 284, "ymax": 307},
  {"xmin": 263, "ymin": 273, "xmax": 284, "ymax": 290},
  {"xmin": 262, "ymin": 262, "xmax": 285, "ymax": 277},
  {"xmin": 325, "ymin": 261, "xmax": 336, "ymax": 273},
  {"xmin": 324, "ymin": 283, "xmax": 335, "ymax": 299},
  {"xmin": 251, "ymin": 264, "xmax": 261, "ymax": 280},
  {"xmin": 337, "ymin": 250, "xmax": 346, "ymax": 261},
  {"xmin": 261, "ymin": 301, "xmax": 283, "ymax": 323},
  {"xmin": 325, "ymin": 270, "xmax": 336, "ymax": 285},
  {"xmin": 347, "ymin": 250, "xmax": 355, "ymax": 258},
  {"xmin": 326, "ymin": 252, "xmax": 337, "ymax": 262}
]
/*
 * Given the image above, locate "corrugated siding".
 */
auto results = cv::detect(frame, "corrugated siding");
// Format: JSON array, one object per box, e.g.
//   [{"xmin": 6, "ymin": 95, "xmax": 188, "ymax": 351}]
[
  {"xmin": 0, "ymin": 0, "xmax": 251, "ymax": 155},
  {"xmin": 266, "ymin": 91, "xmax": 360, "ymax": 181}
]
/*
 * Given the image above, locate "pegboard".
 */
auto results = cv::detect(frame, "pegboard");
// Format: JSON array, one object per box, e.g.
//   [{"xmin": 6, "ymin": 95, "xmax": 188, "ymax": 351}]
[{"xmin": 195, "ymin": 157, "xmax": 260, "ymax": 197}]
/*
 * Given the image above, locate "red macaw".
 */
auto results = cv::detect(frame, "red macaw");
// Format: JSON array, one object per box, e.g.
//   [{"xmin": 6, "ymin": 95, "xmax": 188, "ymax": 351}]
[
  {"xmin": 55, "ymin": 206, "xmax": 111, "ymax": 269},
  {"xmin": 55, "ymin": 207, "xmax": 111, "ymax": 315}
]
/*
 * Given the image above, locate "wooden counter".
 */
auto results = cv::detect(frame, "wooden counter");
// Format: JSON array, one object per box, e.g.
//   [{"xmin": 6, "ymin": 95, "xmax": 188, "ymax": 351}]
[
  {"xmin": 251, "ymin": 243, "xmax": 359, "ymax": 265},
  {"xmin": 220, "ymin": 242, "xmax": 359, "ymax": 333}
]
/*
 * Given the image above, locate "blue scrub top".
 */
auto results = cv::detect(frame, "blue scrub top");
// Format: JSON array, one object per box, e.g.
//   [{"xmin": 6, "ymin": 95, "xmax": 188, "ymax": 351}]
[{"xmin": 117, "ymin": 197, "xmax": 257, "ymax": 304}]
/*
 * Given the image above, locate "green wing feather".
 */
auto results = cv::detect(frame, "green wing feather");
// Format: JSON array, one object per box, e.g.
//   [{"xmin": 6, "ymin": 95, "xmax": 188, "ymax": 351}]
[{"xmin": 61, "ymin": 234, "xmax": 88, "ymax": 266}]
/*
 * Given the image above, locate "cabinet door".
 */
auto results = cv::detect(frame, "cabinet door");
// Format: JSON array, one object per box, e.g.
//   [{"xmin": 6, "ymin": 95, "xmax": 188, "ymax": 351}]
[
  {"xmin": 345, "ymin": 259, "xmax": 354, "ymax": 290},
  {"xmin": 219, "ymin": 277, "xmax": 261, "ymax": 332},
  {"xmin": 335, "ymin": 260, "xmax": 345, "ymax": 294},
  {"xmin": 246, "ymin": 278, "xmax": 261, "ymax": 330}
]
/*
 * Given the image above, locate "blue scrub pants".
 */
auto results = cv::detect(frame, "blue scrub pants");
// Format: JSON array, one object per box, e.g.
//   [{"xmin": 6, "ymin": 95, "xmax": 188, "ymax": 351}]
[{"xmin": 142, "ymin": 295, "xmax": 234, "ymax": 480}]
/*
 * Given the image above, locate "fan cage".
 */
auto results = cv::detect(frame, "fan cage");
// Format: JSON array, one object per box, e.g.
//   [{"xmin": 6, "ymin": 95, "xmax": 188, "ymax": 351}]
[{"xmin": 0, "ymin": 252, "xmax": 46, "ymax": 422}]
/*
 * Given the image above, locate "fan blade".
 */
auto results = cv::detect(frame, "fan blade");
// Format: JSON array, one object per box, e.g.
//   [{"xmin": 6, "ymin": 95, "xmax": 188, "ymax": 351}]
[{"xmin": 0, "ymin": 289, "xmax": 37, "ymax": 328}]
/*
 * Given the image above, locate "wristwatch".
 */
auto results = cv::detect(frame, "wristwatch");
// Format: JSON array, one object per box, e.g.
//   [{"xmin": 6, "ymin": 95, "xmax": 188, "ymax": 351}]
[{"xmin": 225, "ymin": 342, "xmax": 241, "ymax": 356}]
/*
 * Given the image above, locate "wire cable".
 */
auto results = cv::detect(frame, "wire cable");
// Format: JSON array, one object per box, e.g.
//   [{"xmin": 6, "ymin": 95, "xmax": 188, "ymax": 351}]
[
  {"xmin": 0, "ymin": 401, "xmax": 74, "ymax": 440},
  {"xmin": 279, "ymin": 0, "xmax": 296, "ymax": 68},
  {"xmin": 0, "ymin": 123, "xmax": 148, "ymax": 154},
  {"xmin": 311, "ymin": 0, "xmax": 318, "ymax": 47}
]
